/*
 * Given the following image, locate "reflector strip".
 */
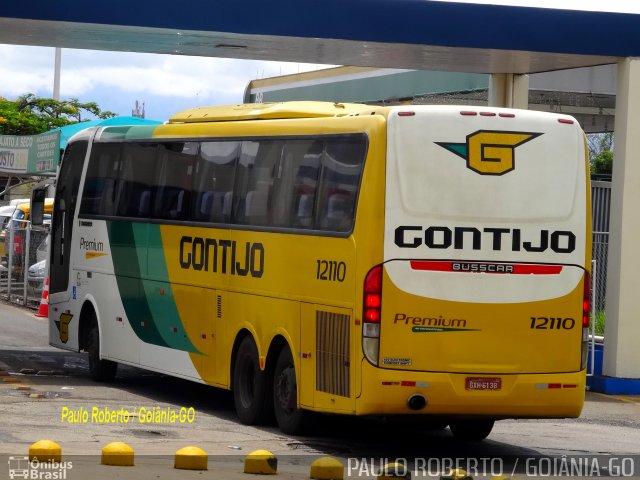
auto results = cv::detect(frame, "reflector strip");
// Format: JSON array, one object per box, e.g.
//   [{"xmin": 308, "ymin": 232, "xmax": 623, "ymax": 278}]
[
  {"xmin": 398, "ymin": 111, "xmax": 416, "ymax": 117},
  {"xmin": 460, "ymin": 111, "xmax": 477, "ymax": 116},
  {"xmin": 536, "ymin": 383, "xmax": 564, "ymax": 389},
  {"xmin": 382, "ymin": 381, "xmax": 425, "ymax": 387},
  {"xmin": 410, "ymin": 261, "xmax": 563, "ymax": 275},
  {"xmin": 558, "ymin": 118, "xmax": 575, "ymax": 124}
]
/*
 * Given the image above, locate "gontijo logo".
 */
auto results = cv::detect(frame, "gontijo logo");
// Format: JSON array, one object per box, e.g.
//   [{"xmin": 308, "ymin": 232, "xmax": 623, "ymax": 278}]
[{"xmin": 436, "ymin": 130, "xmax": 542, "ymax": 175}]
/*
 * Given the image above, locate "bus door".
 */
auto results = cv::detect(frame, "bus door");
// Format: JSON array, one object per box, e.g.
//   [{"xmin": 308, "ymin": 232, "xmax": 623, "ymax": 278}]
[
  {"xmin": 378, "ymin": 106, "xmax": 589, "ymax": 376},
  {"xmin": 49, "ymin": 139, "xmax": 89, "ymax": 349}
]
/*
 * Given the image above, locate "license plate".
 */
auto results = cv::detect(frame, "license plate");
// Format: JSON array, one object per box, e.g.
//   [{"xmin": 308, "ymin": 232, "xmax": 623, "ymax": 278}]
[{"xmin": 465, "ymin": 377, "xmax": 502, "ymax": 390}]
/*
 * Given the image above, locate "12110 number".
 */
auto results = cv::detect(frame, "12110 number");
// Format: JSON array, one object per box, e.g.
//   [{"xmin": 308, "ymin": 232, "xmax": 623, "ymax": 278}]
[
  {"xmin": 530, "ymin": 317, "xmax": 576, "ymax": 330},
  {"xmin": 316, "ymin": 260, "xmax": 346, "ymax": 282}
]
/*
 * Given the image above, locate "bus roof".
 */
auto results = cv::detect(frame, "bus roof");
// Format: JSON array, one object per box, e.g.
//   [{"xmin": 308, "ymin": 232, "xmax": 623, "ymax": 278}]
[{"xmin": 168, "ymin": 101, "xmax": 379, "ymax": 123}]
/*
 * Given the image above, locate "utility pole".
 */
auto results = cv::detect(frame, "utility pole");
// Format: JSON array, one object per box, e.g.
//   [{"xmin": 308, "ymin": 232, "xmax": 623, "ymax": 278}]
[{"xmin": 53, "ymin": 47, "xmax": 62, "ymax": 100}]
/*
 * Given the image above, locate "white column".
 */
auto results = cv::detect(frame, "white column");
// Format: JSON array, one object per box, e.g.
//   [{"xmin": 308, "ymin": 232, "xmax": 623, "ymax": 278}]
[
  {"xmin": 603, "ymin": 57, "xmax": 640, "ymax": 378},
  {"xmin": 53, "ymin": 47, "xmax": 62, "ymax": 100},
  {"xmin": 488, "ymin": 73, "xmax": 529, "ymax": 109}
]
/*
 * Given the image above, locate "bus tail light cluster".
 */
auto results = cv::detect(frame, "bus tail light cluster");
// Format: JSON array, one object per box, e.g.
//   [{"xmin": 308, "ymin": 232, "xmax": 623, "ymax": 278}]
[
  {"xmin": 581, "ymin": 272, "xmax": 591, "ymax": 370},
  {"xmin": 363, "ymin": 265, "xmax": 382, "ymax": 365}
]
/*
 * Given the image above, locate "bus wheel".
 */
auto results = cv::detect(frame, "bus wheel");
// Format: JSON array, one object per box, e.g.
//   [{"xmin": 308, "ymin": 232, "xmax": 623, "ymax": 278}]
[
  {"xmin": 86, "ymin": 317, "xmax": 117, "ymax": 382},
  {"xmin": 422, "ymin": 420, "xmax": 449, "ymax": 431},
  {"xmin": 449, "ymin": 419, "xmax": 495, "ymax": 441},
  {"xmin": 273, "ymin": 347, "xmax": 309, "ymax": 435},
  {"xmin": 233, "ymin": 336, "xmax": 272, "ymax": 425}
]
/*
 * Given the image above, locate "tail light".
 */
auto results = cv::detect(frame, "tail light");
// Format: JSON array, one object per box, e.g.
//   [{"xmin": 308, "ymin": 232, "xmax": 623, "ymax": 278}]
[
  {"xmin": 582, "ymin": 273, "xmax": 591, "ymax": 328},
  {"xmin": 581, "ymin": 272, "xmax": 591, "ymax": 370},
  {"xmin": 363, "ymin": 265, "xmax": 382, "ymax": 365}
]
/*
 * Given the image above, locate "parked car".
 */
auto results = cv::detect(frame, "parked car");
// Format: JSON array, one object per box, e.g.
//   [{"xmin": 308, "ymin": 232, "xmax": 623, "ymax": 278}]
[
  {"xmin": 27, "ymin": 259, "xmax": 47, "ymax": 296},
  {"xmin": 35, "ymin": 233, "xmax": 49, "ymax": 264}
]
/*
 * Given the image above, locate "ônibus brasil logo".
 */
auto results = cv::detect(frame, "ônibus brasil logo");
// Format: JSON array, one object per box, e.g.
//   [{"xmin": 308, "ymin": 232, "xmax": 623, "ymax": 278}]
[{"xmin": 436, "ymin": 130, "xmax": 542, "ymax": 175}]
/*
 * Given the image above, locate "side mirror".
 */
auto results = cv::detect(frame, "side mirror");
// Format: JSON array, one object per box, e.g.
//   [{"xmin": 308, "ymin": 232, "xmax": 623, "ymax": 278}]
[{"xmin": 31, "ymin": 188, "xmax": 46, "ymax": 226}]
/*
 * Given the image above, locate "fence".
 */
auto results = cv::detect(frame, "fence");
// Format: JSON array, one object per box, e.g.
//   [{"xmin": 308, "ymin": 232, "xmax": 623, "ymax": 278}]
[
  {"xmin": 591, "ymin": 181, "xmax": 611, "ymax": 312},
  {"xmin": 0, "ymin": 219, "xmax": 49, "ymax": 308},
  {"xmin": 592, "ymin": 231, "xmax": 609, "ymax": 312}
]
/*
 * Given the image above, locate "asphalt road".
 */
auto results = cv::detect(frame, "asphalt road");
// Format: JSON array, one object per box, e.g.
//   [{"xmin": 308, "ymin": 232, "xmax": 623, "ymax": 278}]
[{"xmin": 1, "ymin": 301, "xmax": 639, "ymax": 479}]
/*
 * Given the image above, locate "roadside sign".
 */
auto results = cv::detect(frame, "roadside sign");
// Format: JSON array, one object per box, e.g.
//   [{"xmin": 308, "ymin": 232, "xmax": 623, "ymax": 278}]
[{"xmin": 0, "ymin": 131, "xmax": 60, "ymax": 175}]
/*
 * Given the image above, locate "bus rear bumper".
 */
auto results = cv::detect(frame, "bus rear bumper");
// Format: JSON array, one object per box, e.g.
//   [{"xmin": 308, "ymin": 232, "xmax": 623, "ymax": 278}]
[{"xmin": 356, "ymin": 361, "xmax": 586, "ymax": 418}]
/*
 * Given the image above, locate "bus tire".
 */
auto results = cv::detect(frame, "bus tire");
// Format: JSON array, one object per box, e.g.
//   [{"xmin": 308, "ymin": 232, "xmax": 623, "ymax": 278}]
[
  {"xmin": 449, "ymin": 419, "xmax": 495, "ymax": 441},
  {"xmin": 422, "ymin": 420, "xmax": 449, "ymax": 431},
  {"xmin": 233, "ymin": 336, "xmax": 272, "ymax": 425},
  {"xmin": 86, "ymin": 317, "xmax": 117, "ymax": 382},
  {"xmin": 273, "ymin": 347, "xmax": 309, "ymax": 435}
]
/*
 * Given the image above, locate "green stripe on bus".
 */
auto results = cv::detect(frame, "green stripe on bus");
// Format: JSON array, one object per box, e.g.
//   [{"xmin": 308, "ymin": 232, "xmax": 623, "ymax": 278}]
[
  {"xmin": 143, "ymin": 224, "xmax": 201, "ymax": 354},
  {"xmin": 107, "ymin": 221, "xmax": 200, "ymax": 354},
  {"xmin": 107, "ymin": 221, "xmax": 169, "ymax": 348}
]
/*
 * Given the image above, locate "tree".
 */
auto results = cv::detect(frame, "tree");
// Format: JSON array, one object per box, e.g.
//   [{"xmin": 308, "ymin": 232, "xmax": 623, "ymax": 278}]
[
  {"xmin": 0, "ymin": 94, "xmax": 116, "ymax": 136},
  {"xmin": 591, "ymin": 150, "xmax": 613, "ymax": 176},
  {"xmin": 587, "ymin": 132, "xmax": 613, "ymax": 176}
]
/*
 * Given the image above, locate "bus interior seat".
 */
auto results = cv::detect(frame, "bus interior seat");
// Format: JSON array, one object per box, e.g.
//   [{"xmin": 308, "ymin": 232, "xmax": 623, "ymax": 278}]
[
  {"xmin": 222, "ymin": 191, "xmax": 233, "ymax": 218},
  {"xmin": 198, "ymin": 191, "xmax": 232, "ymax": 222},
  {"xmin": 137, "ymin": 190, "xmax": 151, "ymax": 217},
  {"xmin": 101, "ymin": 178, "xmax": 116, "ymax": 215},
  {"xmin": 244, "ymin": 190, "xmax": 268, "ymax": 222},
  {"xmin": 169, "ymin": 190, "xmax": 185, "ymax": 219},
  {"xmin": 296, "ymin": 194, "xmax": 314, "ymax": 227},
  {"xmin": 321, "ymin": 194, "xmax": 352, "ymax": 230},
  {"xmin": 198, "ymin": 191, "xmax": 214, "ymax": 220}
]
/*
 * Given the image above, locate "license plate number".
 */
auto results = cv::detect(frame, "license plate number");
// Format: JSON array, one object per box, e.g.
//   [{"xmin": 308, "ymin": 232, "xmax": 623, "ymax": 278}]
[{"xmin": 465, "ymin": 377, "xmax": 502, "ymax": 390}]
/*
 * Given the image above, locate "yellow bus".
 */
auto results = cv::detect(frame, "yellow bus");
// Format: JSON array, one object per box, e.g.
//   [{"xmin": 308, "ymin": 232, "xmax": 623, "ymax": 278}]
[{"xmin": 39, "ymin": 102, "xmax": 591, "ymax": 440}]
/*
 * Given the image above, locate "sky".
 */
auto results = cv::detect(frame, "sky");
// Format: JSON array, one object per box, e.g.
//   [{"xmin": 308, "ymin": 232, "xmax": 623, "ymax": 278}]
[{"xmin": 0, "ymin": 44, "xmax": 330, "ymax": 122}]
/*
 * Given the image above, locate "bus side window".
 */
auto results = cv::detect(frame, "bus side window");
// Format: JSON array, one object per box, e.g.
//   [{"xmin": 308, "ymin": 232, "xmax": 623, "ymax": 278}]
[
  {"xmin": 316, "ymin": 135, "xmax": 367, "ymax": 233},
  {"xmin": 233, "ymin": 140, "xmax": 282, "ymax": 226},
  {"xmin": 286, "ymin": 140, "xmax": 322, "ymax": 229},
  {"xmin": 152, "ymin": 142, "xmax": 197, "ymax": 221},
  {"xmin": 116, "ymin": 143, "xmax": 159, "ymax": 218},
  {"xmin": 79, "ymin": 143, "xmax": 121, "ymax": 216},
  {"xmin": 192, "ymin": 142, "xmax": 239, "ymax": 223}
]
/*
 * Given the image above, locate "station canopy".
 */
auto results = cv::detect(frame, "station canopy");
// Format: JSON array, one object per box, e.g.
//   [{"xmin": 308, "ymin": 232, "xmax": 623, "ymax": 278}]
[{"xmin": 1, "ymin": 2, "xmax": 640, "ymax": 74}]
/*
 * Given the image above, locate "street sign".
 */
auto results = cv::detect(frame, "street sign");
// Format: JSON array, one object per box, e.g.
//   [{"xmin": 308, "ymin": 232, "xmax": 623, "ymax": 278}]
[{"xmin": 0, "ymin": 131, "xmax": 60, "ymax": 175}]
